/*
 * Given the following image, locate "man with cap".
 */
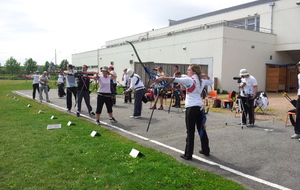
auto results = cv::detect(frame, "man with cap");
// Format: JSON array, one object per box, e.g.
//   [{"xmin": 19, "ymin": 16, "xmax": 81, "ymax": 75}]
[
  {"xmin": 238, "ymin": 69, "xmax": 258, "ymax": 127},
  {"xmin": 124, "ymin": 69, "xmax": 146, "ymax": 118},
  {"xmin": 291, "ymin": 62, "xmax": 300, "ymax": 140},
  {"xmin": 38, "ymin": 71, "xmax": 50, "ymax": 103}
]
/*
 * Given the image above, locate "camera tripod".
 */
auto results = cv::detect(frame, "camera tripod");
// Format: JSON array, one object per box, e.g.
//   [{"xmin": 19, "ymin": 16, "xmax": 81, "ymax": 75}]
[{"xmin": 225, "ymin": 95, "xmax": 247, "ymax": 128}]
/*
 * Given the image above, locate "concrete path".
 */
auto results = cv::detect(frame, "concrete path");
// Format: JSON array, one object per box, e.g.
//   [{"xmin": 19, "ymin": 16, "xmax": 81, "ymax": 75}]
[{"xmin": 13, "ymin": 89, "xmax": 300, "ymax": 190}]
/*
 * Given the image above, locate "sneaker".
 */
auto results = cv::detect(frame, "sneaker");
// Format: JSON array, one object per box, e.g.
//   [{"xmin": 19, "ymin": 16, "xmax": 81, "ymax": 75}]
[
  {"xmin": 76, "ymin": 112, "xmax": 80, "ymax": 117},
  {"xmin": 96, "ymin": 120, "xmax": 100, "ymax": 125},
  {"xmin": 150, "ymin": 105, "xmax": 156, "ymax": 109},
  {"xmin": 67, "ymin": 109, "xmax": 71, "ymax": 113},
  {"xmin": 130, "ymin": 116, "xmax": 135, "ymax": 118},
  {"xmin": 172, "ymin": 105, "xmax": 176, "ymax": 107},
  {"xmin": 109, "ymin": 117, "xmax": 117, "ymax": 123},
  {"xmin": 46, "ymin": 100, "xmax": 50, "ymax": 102},
  {"xmin": 247, "ymin": 123, "xmax": 254, "ymax": 127},
  {"xmin": 89, "ymin": 111, "xmax": 95, "ymax": 116},
  {"xmin": 158, "ymin": 105, "xmax": 164, "ymax": 110},
  {"xmin": 291, "ymin": 134, "xmax": 300, "ymax": 139},
  {"xmin": 134, "ymin": 116, "xmax": 141, "ymax": 119}
]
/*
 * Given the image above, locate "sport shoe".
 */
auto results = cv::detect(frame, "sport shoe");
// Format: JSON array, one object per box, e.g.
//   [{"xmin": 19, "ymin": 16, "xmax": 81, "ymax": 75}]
[
  {"xmin": 96, "ymin": 120, "xmax": 100, "ymax": 125},
  {"xmin": 291, "ymin": 134, "xmax": 300, "ymax": 139},
  {"xmin": 67, "ymin": 109, "xmax": 71, "ymax": 113},
  {"xmin": 134, "ymin": 116, "xmax": 141, "ymax": 119},
  {"xmin": 150, "ymin": 105, "xmax": 156, "ymax": 109},
  {"xmin": 109, "ymin": 117, "xmax": 117, "ymax": 123},
  {"xmin": 158, "ymin": 105, "xmax": 164, "ymax": 110},
  {"xmin": 89, "ymin": 111, "xmax": 95, "ymax": 116},
  {"xmin": 247, "ymin": 123, "xmax": 254, "ymax": 127},
  {"xmin": 76, "ymin": 112, "xmax": 80, "ymax": 117}
]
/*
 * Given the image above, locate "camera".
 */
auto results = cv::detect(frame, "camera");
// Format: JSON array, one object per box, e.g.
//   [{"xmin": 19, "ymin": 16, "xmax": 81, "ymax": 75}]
[{"xmin": 233, "ymin": 77, "xmax": 242, "ymax": 83}]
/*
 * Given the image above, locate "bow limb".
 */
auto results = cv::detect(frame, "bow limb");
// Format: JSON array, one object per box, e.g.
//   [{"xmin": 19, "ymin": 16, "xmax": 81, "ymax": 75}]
[
  {"xmin": 126, "ymin": 41, "xmax": 156, "ymax": 80},
  {"xmin": 126, "ymin": 41, "xmax": 171, "ymax": 88}
]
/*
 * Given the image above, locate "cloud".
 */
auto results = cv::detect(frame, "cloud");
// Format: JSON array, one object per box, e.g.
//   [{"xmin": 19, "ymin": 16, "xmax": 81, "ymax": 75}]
[{"xmin": 0, "ymin": 0, "xmax": 254, "ymax": 65}]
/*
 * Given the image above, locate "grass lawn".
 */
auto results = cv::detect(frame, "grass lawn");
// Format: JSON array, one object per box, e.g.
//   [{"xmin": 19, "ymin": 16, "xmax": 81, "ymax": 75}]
[{"xmin": 0, "ymin": 80, "xmax": 247, "ymax": 190}]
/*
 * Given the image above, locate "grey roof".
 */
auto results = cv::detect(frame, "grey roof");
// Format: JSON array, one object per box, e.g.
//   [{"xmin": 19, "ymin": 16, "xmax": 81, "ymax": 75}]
[{"xmin": 169, "ymin": 0, "xmax": 279, "ymax": 26}]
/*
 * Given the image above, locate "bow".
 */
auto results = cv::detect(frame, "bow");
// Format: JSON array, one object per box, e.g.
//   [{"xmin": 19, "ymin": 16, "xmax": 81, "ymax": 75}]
[
  {"xmin": 127, "ymin": 41, "xmax": 176, "ymax": 132},
  {"xmin": 126, "ymin": 41, "xmax": 171, "ymax": 89}
]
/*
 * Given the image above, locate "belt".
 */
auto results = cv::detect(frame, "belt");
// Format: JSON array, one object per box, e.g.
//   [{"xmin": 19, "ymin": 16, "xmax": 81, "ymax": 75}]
[{"xmin": 136, "ymin": 87, "xmax": 145, "ymax": 91}]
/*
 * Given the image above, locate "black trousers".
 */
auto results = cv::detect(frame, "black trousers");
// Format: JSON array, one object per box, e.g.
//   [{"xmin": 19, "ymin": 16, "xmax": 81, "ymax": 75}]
[
  {"xmin": 184, "ymin": 106, "xmax": 209, "ymax": 158},
  {"xmin": 32, "ymin": 83, "xmax": 39, "ymax": 99},
  {"xmin": 295, "ymin": 96, "xmax": 300, "ymax": 134},
  {"xmin": 66, "ymin": 87, "xmax": 77, "ymax": 110},
  {"xmin": 96, "ymin": 94, "xmax": 113, "ymax": 114},
  {"xmin": 240, "ymin": 97, "xmax": 255, "ymax": 124},
  {"xmin": 124, "ymin": 90, "xmax": 132, "ymax": 103},
  {"xmin": 76, "ymin": 90, "xmax": 92, "ymax": 113},
  {"xmin": 173, "ymin": 89, "xmax": 181, "ymax": 106},
  {"xmin": 58, "ymin": 83, "xmax": 66, "ymax": 97}
]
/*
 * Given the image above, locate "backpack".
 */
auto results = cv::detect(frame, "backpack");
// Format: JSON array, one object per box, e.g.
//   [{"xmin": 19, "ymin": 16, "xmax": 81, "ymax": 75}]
[{"xmin": 213, "ymin": 99, "xmax": 221, "ymax": 108}]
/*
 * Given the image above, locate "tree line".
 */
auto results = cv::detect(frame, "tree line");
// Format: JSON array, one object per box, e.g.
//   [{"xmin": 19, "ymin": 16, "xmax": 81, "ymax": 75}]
[{"xmin": 0, "ymin": 57, "xmax": 69, "ymax": 76}]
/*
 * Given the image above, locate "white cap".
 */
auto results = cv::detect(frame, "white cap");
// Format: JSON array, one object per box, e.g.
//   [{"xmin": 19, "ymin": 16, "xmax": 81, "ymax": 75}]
[
  {"xmin": 126, "ymin": 69, "xmax": 134, "ymax": 77},
  {"xmin": 239, "ymin": 69, "xmax": 249, "ymax": 76}
]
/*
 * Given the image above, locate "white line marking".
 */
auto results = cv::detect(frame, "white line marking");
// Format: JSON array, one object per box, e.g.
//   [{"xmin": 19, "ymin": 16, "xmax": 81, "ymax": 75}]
[{"xmin": 14, "ymin": 91, "xmax": 292, "ymax": 190}]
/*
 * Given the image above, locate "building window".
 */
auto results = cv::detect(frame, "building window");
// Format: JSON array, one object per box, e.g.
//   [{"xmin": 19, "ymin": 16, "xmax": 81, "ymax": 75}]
[{"xmin": 228, "ymin": 16, "xmax": 260, "ymax": 32}]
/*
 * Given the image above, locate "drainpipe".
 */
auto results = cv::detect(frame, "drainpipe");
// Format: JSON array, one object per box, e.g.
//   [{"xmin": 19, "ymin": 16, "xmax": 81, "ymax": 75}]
[{"xmin": 269, "ymin": 2, "xmax": 275, "ymax": 34}]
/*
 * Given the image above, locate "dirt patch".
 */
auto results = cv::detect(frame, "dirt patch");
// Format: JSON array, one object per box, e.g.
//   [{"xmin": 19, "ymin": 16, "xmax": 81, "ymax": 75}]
[{"xmin": 216, "ymin": 92, "xmax": 297, "ymax": 122}]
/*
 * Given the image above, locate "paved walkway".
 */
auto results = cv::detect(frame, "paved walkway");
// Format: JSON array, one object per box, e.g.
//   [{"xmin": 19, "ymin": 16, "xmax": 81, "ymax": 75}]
[{"xmin": 14, "ymin": 89, "xmax": 300, "ymax": 190}]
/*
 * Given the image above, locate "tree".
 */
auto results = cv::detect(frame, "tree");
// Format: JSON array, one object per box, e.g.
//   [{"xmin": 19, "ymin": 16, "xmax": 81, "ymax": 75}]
[
  {"xmin": 41, "ymin": 61, "xmax": 50, "ymax": 72},
  {"xmin": 59, "ymin": 59, "xmax": 69, "ymax": 70},
  {"xmin": 24, "ymin": 58, "xmax": 37, "ymax": 74},
  {"xmin": 5, "ymin": 57, "xmax": 21, "ymax": 76}
]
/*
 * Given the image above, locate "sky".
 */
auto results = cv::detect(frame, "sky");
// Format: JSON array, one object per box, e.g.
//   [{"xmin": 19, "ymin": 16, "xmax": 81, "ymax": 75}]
[{"xmin": 0, "ymin": 0, "xmax": 255, "ymax": 66}]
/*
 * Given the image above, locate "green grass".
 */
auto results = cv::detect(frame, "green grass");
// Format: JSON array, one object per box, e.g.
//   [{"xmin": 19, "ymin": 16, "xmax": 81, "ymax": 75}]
[{"xmin": 0, "ymin": 80, "xmax": 247, "ymax": 190}]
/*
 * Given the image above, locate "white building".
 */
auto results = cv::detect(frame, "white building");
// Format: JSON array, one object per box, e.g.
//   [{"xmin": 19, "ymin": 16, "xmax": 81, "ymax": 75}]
[{"xmin": 72, "ymin": 0, "xmax": 300, "ymax": 92}]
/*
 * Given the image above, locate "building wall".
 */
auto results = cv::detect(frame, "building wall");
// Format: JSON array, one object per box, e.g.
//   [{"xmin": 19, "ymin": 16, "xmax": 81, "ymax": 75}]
[
  {"xmin": 72, "ymin": 0, "xmax": 300, "ymax": 91},
  {"xmin": 273, "ymin": 0, "xmax": 300, "ymax": 51},
  {"xmin": 221, "ymin": 27, "xmax": 276, "ymax": 91}
]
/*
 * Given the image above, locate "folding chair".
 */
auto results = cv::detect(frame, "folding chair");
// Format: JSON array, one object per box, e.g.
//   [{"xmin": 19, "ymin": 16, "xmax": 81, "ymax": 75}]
[
  {"xmin": 285, "ymin": 109, "xmax": 296, "ymax": 127},
  {"xmin": 205, "ymin": 90, "xmax": 217, "ymax": 106},
  {"xmin": 221, "ymin": 91, "xmax": 236, "ymax": 108}
]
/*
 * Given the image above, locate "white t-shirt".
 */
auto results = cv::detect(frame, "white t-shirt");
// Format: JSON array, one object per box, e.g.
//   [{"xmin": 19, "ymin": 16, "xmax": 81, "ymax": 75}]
[
  {"xmin": 32, "ymin": 74, "xmax": 40, "ymax": 84},
  {"xmin": 240, "ymin": 75, "xmax": 258, "ymax": 97},
  {"xmin": 98, "ymin": 74, "xmax": 112, "ymax": 93},
  {"xmin": 173, "ymin": 74, "xmax": 213, "ymax": 108},
  {"xmin": 58, "ymin": 74, "xmax": 65, "ymax": 84}
]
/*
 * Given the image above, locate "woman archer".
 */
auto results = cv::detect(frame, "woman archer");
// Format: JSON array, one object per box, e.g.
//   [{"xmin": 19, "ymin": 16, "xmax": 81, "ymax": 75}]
[{"xmin": 155, "ymin": 64, "xmax": 213, "ymax": 160}]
